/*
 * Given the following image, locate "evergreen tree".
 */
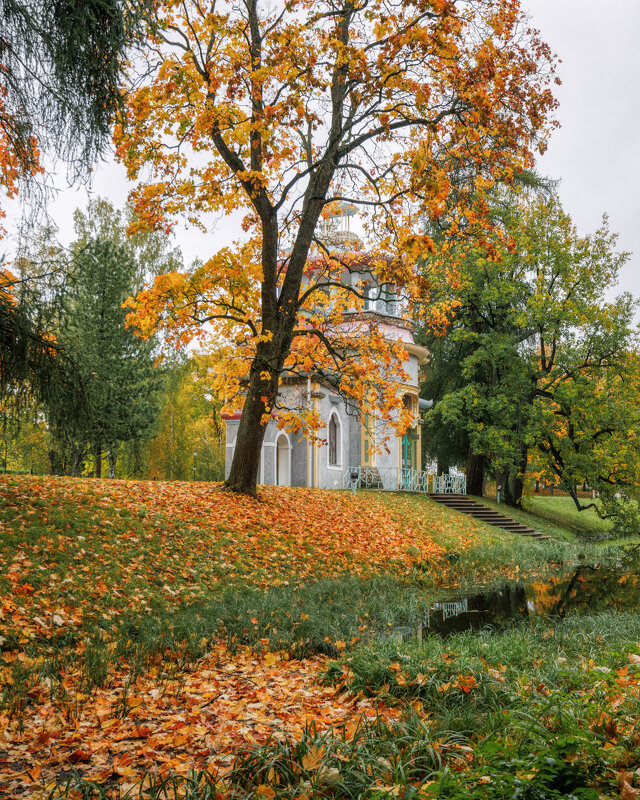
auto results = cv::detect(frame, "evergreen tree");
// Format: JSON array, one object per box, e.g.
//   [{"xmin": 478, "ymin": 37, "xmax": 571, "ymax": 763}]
[
  {"xmin": 71, "ymin": 198, "xmax": 183, "ymax": 286},
  {"xmin": 52, "ymin": 237, "xmax": 163, "ymax": 477}
]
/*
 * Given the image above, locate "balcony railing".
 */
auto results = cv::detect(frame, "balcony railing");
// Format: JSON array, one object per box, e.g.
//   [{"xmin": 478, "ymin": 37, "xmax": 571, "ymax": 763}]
[{"xmin": 343, "ymin": 466, "xmax": 466, "ymax": 495}]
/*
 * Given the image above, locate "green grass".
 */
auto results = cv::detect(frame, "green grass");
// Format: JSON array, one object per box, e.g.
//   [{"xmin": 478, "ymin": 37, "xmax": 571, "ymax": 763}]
[
  {"xmin": 318, "ymin": 608, "xmax": 640, "ymax": 800},
  {"xmin": 478, "ymin": 494, "xmax": 618, "ymax": 543},
  {"xmin": 524, "ymin": 494, "xmax": 615, "ymax": 540}
]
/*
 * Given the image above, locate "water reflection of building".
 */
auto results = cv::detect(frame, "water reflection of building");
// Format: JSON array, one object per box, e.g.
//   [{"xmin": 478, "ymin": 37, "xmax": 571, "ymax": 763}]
[
  {"xmin": 423, "ymin": 567, "xmax": 640, "ymax": 637},
  {"xmin": 426, "ymin": 585, "xmax": 528, "ymax": 635}
]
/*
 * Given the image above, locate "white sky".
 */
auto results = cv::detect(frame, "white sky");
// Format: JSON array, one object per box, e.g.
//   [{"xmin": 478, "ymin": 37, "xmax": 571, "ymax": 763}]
[
  {"xmin": 527, "ymin": 0, "xmax": 640, "ymax": 304},
  {"xmin": 4, "ymin": 0, "xmax": 639, "ymax": 308}
]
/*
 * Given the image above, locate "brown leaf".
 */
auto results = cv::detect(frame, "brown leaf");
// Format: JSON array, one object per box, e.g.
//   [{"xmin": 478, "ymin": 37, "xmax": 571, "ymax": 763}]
[
  {"xmin": 68, "ymin": 748, "xmax": 91, "ymax": 764},
  {"xmin": 316, "ymin": 765, "xmax": 341, "ymax": 786}
]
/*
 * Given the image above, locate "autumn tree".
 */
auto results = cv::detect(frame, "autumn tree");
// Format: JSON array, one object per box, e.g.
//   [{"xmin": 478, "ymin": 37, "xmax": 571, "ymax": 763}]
[
  {"xmin": 145, "ymin": 356, "xmax": 225, "ymax": 482},
  {"xmin": 423, "ymin": 192, "xmax": 639, "ymax": 527},
  {"xmin": 119, "ymin": 0, "xmax": 558, "ymax": 495}
]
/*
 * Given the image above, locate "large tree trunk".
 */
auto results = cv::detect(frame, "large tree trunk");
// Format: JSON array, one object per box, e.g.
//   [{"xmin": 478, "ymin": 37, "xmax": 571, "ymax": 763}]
[
  {"xmin": 466, "ymin": 450, "xmax": 485, "ymax": 496},
  {"xmin": 224, "ymin": 134, "xmax": 337, "ymax": 495},
  {"xmin": 225, "ymin": 338, "xmax": 287, "ymax": 496},
  {"xmin": 95, "ymin": 441, "xmax": 102, "ymax": 478},
  {"xmin": 437, "ymin": 457, "xmax": 449, "ymax": 476},
  {"xmin": 504, "ymin": 445, "xmax": 528, "ymax": 508},
  {"xmin": 71, "ymin": 447, "xmax": 84, "ymax": 477}
]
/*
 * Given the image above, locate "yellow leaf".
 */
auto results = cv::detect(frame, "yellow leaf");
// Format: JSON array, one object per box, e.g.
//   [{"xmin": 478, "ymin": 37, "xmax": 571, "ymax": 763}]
[
  {"xmin": 374, "ymin": 785, "xmax": 403, "ymax": 796},
  {"xmin": 302, "ymin": 745, "xmax": 326, "ymax": 771}
]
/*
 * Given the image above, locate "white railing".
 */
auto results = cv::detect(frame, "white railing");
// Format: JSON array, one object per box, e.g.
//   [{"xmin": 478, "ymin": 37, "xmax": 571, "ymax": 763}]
[
  {"xmin": 342, "ymin": 466, "xmax": 466, "ymax": 494},
  {"xmin": 432, "ymin": 473, "xmax": 467, "ymax": 494}
]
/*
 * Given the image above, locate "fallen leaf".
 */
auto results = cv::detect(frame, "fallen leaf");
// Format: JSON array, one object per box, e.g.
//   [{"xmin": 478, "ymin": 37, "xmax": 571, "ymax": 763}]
[
  {"xmin": 302, "ymin": 745, "xmax": 326, "ymax": 771},
  {"xmin": 68, "ymin": 749, "xmax": 91, "ymax": 764}
]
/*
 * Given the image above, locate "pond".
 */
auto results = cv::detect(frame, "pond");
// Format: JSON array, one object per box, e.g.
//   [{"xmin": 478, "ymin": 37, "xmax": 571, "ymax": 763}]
[{"xmin": 390, "ymin": 564, "xmax": 640, "ymax": 640}]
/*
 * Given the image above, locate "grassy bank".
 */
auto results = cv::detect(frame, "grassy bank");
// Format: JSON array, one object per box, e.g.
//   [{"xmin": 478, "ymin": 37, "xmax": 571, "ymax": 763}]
[
  {"xmin": 0, "ymin": 476, "xmax": 635, "ymax": 799},
  {"xmin": 524, "ymin": 495, "xmax": 615, "ymax": 540},
  {"xmin": 478, "ymin": 494, "xmax": 619, "ymax": 543},
  {"xmin": 0, "ymin": 477, "xmax": 574, "ymax": 683}
]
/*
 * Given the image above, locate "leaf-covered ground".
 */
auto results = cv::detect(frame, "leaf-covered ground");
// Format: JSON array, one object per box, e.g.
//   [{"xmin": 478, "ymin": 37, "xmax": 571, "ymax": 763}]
[
  {"xmin": 0, "ymin": 476, "xmax": 576, "ymax": 798},
  {"xmin": 0, "ymin": 476, "xmax": 513, "ymax": 655}
]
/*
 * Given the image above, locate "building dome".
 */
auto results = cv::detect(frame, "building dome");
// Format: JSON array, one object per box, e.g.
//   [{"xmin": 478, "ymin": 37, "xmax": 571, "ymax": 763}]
[{"xmin": 318, "ymin": 201, "xmax": 363, "ymax": 252}]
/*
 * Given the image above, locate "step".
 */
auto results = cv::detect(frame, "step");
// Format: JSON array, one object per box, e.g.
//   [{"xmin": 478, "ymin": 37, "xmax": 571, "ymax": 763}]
[
  {"xmin": 504, "ymin": 525, "xmax": 535, "ymax": 533},
  {"xmin": 428, "ymin": 494, "xmax": 549, "ymax": 542}
]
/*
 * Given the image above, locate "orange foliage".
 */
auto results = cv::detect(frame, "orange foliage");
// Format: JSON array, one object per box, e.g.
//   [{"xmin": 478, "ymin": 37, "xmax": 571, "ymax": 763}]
[
  {"xmin": 115, "ymin": 0, "xmax": 558, "ymax": 482},
  {"xmin": 2, "ymin": 642, "xmax": 404, "ymax": 797},
  {"xmin": 0, "ymin": 86, "xmax": 42, "ymax": 238},
  {"xmin": 0, "ymin": 475, "xmax": 480, "ymax": 797}
]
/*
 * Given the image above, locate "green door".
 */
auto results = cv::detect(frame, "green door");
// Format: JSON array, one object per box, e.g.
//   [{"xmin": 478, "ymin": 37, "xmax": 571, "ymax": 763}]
[{"xmin": 401, "ymin": 431, "xmax": 417, "ymax": 471}]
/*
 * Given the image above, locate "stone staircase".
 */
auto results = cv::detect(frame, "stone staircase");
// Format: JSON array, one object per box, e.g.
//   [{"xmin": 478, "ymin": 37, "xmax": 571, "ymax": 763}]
[{"xmin": 429, "ymin": 494, "xmax": 550, "ymax": 541}]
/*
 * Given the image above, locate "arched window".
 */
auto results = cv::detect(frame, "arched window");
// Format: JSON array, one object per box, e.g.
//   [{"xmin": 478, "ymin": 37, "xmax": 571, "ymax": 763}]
[
  {"xmin": 328, "ymin": 412, "xmax": 341, "ymax": 466},
  {"xmin": 276, "ymin": 433, "xmax": 291, "ymax": 486}
]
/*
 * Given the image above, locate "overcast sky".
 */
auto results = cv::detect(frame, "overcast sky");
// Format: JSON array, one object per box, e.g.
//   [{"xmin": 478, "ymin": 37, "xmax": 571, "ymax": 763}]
[
  {"xmin": 527, "ymin": 0, "xmax": 640, "ymax": 304},
  {"xmin": 5, "ymin": 0, "xmax": 639, "ymax": 308}
]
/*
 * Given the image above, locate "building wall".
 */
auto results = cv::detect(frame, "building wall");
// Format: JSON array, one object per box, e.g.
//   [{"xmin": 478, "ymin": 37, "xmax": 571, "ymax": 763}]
[
  {"xmin": 225, "ymin": 418, "xmax": 288, "ymax": 486},
  {"xmin": 224, "ymin": 420, "xmax": 237, "ymax": 479},
  {"xmin": 224, "ymin": 339, "xmax": 425, "ymax": 490},
  {"xmin": 291, "ymin": 438, "xmax": 309, "ymax": 487},
  {"xmin": 315, "ymin": 392, "xmax": 348, "ymax": 489}
]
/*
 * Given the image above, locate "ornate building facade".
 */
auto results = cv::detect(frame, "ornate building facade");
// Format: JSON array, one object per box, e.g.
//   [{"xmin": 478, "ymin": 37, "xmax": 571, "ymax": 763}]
[{"xmin": 223, "ymin": 206, "xmax": 429, "ymax": 489}]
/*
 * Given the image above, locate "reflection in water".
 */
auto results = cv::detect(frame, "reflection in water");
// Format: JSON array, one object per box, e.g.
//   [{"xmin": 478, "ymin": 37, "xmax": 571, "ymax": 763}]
[
  {"xmin": 426, "ymin": 583, "xmax": 528, "ymax": 635},
  {"xmin": 415, "ymin": 566, "xmax": 640, "ymax": 638}
]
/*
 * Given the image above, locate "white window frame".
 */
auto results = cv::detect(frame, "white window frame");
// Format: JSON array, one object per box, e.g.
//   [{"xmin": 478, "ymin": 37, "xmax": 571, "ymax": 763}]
[{"xmin": 327, "ymin": 410, "xmax": 343, "ymax": 470}]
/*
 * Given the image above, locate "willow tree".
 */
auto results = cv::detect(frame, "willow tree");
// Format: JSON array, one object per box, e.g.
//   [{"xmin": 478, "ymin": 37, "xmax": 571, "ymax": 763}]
[
  {"xmin": 119, "ymin": 0, "xmax": 558, "ymax": 495},
  {"xmin": 1, "ymin": 0, "xmax": 150, "ymax": 189},
  {"xmin": 1, "ymin": 0, "xmax": 151, "ymax": 410}
]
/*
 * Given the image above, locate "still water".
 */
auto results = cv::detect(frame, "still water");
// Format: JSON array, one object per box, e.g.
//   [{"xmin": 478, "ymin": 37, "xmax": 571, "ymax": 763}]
[{"xmin": 391, "ymin": 565, "xmax": 640, "ymax": 639}]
